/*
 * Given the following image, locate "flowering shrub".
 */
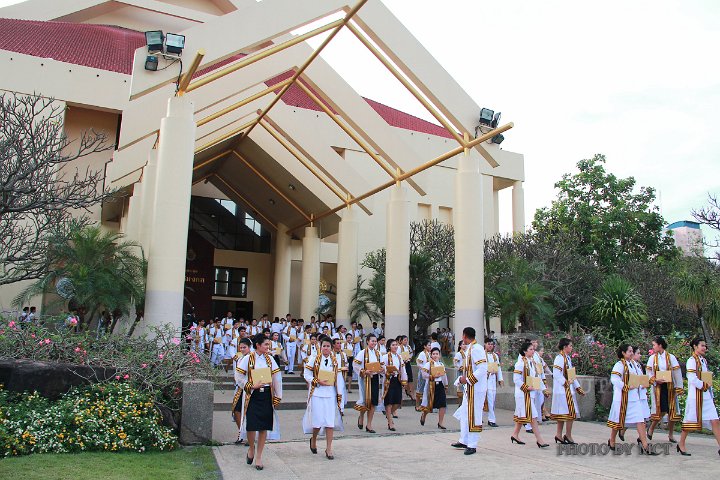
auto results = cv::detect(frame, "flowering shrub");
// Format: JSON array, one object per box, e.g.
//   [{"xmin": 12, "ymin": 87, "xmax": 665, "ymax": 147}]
[
  {"xmin": 0, "ymin": 382, "xmax": 176, "ymax": 457},
  {"xmin": 0, "ymin": 318, "xmax": 216, "ymax": 411}
]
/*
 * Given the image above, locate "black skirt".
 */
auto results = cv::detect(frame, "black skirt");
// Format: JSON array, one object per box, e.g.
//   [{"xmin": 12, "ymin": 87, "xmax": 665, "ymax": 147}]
[
  {"xmin": 659, "ymin": 382, "xmax": 670, "ymax": 414},
  {"xmin": 385, "ymin": 376, "xmax": 403, "ymax": 405},
  {"xmin": 432, "ymin": 381, "xmax": 447, "ymax": 409},
  {"xmin": 405, "ymin": 361, "xmax": 414, "ymax": 382},
  {"xmin": 370, "ymin": 374, "xmax": 380, "ymax": 406},
  {"xmin": 246, "ymin": 388, "xmax": 273, "ymax": 431}
]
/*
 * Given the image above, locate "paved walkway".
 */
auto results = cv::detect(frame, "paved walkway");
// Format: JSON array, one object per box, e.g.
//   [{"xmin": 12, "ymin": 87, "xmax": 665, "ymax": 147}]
[{"xmin": 212, "ymin": 407, "xmax": 720, "ymax": 479}]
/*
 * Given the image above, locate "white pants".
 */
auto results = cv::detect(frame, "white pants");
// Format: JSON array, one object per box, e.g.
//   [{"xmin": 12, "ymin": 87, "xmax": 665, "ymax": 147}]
[
  {"xmin": 486, "ymin": 388, "xmax": 497, "ymax": 423},
  {"xmin": 286, "ymin": 344, "xmax": 297, "ymax": 372},
  {"xmin": 211, "ymin": 344, "xmax": 225, "ymax": 365},
  {"xmin": 458, "ymin": 415, "xmax": 481, "ymax": 449},
  {"xmin": 525, "ymin": 390, "xmax": 544, "ymax": 430}
]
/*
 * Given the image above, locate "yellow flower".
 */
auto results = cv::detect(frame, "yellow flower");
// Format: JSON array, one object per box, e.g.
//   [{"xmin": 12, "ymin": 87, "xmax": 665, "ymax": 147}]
[{"xmin": 118, "ymin": 433, "xmax": 127, "ymax": 439}]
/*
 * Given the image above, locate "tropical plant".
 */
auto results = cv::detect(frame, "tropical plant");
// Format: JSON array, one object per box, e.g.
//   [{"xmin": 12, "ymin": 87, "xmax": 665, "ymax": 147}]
[
  {"xmin": 14, "ymin": 222, "xmax": 145, "ymax": 332},
  {"xmin": 590, "ymin": 275, "xmax": 648, "ymax": 340},
  {"xmin": 408, "ymin": 252, "xmax": 454, "ymax": 334},
  {"xmin": 348, "ymin": 276, "xmax": 384, "ymax": 325},
  {"xmin": 672, "ymin": 256, "xmax": 720, "ymax": 343}
]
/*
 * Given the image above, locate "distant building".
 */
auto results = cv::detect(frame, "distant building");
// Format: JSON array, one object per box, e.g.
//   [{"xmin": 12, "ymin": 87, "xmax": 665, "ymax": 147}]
[{"xmin": 667, "ymin": 220, "xmax": 703, "ymax": 256}]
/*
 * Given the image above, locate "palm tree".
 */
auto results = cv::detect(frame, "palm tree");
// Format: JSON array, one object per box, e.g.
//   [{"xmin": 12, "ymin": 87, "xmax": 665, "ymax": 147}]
[
  {"xmin": 673, "ymin": 257, "xmax": 720, "ymax": 345},
  {"xmin": 15, "ymin": 221, "xmax": 145, "ymax": 331},
  {"xmin": 409, "ymin": 252, "xmax": 453, "ymax": 335},
  {"xmin": 590, "ymin": 275, "xmax": 647, "ymax": 340},
  {"xmin": 349, "ymin": 276, "xmax": 384, "ymax": 325}
]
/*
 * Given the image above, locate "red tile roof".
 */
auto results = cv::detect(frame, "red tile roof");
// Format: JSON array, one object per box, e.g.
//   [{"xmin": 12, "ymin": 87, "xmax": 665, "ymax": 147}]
[{"xmin": 0, "ymin": 18, "xmax": 452, "ymax": 139}]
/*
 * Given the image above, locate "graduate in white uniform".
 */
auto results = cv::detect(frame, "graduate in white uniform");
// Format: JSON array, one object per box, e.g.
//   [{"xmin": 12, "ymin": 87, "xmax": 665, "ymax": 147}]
[
  {"xmin": 646, "ymin": 336, "xmax": 683, "ymax": 442},
  {"xmin": 678, "ymin": 337, "xmax": 720, "ymax": 456},
  {"xmin": 232, "ymin": 338, "xmax": 253, "ymax": 444},
  {"xmin": 381, "ymin": 338, "xmax": 408, "ymax": 431},
  {"xmin": 517, "ymin": 338, "xmax": 548, "ymax": 433},
  {"xmin": 378, "ymin": 336, "xmax": 387, "ymax": 356},
  {"xmin": 550, "ymin": 338, "xmax": 585, "ymax": 444},
  {"xmin": 353, "ymin": 334, "xmax": 383, "ymax": 433},
  {"xmin": 301, "ymin": 333, "xmax": 320, "ymax": 367},
  {"xmin": 453, "ymin": 341, "xmax": 467, "ymax": 403},
  {"xmin": 332, "ymin": 338, "xmax": 349, "ymax": 411},
  {"xmin": 210, "ymin": 320, "xmax": 226, "ymax": 366},
  {"xmin": 282, "ymin": 320, "xmax": 301, "ymax": 374},
  {"xmin": 420, "ymin": 347, "xmax": 449, "ymax": 429},
  {"xmin": 303, "ymin": 336, "xmax": 344, "ymax": 460},
  {"xmin": 415, "ymin": 339, "xmax": 432, "ymax": 412},
  {"xmin": 398, "ymin": 335, "xmax": 415, "ymax": 400},
  {"xmin": 341, "ymin": 333, "xmax": 355, "ymax": 393},
  {"xmin": 484, "ymin": 337, "xmax": 504, "ymax": 428},
  {"xmin": 510, "ymin": 341, "xmax": 549, "ymax": 448},
  {"xmin": 619, "ymin": 345, "xmax": 650, "ymax": 442},
  {"xmin": 270, "ymin": 332, "xmax": 285, "ymax": 367},
  {"xmin": 190, "ymin": 320, "xmax": 205, "ymax": 354},
  {"xmin": 236, "ymin": 334, "xmax": 283, "ymax": 470},
  {"xmin": 607, "ymin": 344, "xmax": 656, "ymax": 454},
  {"xmin": 451, "ymin": 327, "xmax": 488, "ymax": 456}
]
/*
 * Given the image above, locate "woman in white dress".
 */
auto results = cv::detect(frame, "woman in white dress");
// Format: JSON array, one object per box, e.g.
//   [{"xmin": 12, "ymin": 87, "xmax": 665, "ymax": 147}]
[
  {"xmin": 550, "ymin": 338, "xmax": 585, "ymax": 444},
  {"xmin": 398, "ymin": 335, "xmax": 415, "ymax": 400},
  {"xmin": 232, "ymin": 338, "xmax": 253, "ymax": 445},
  {"xmin": 303, "ymin": 336, "xmax": 343, "ymax": 460},
  {"xmin": 646, "ymin": 336, "xmax": 683, "ymax": 442},
  {"xmin": 415, "ymin": 339, "xmax": 432, "ymax": 412},
  {"xmin": 236, "ymin": 334, "xmax": 283, "ymax": 470},
  {"xmin": 342, "ymin": 333, "xmax": 355, "ymax": 393},
  {"xmin": 607, "ymin": 344, "xmax": 656, "ymax": 455},
  {"xmin": 382, "ymin": 338, "xmax": 408, "ymax": 430},
  {"xmin": 353, "ymin": 333, "xmax": 383, "ymax": 433},
  {"xmin": 619, "ymin": 345, "xmax": 650, "ymax": 442},
  {"xmin": 678, "ymin": 338, "xmax": 720, "ymax": 456},
  {"xmin": 378, "ymin": 336, "xmax": 388, "ymax": 356},
  {"xmin": 510, "ymin": 341, "xmax": 549, "ymax": 448},
  {"xmin": 420, "ymin": 347, "xmax": 449, "ymax": 429},
  {"xmin": 453, "ymin": 341, "xmax": 467, "ymax": 402}
]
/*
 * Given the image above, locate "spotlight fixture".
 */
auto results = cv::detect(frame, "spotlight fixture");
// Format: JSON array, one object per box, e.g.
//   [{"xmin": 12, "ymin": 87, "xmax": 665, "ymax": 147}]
[
  {"xmin": 479, "ymin": 108, "xmax": 494, "ymax": 127},
  {"xmin": 144, "ymin": 30, "xmax": 164, "ymax": 53},
  {"xmin": 288, "ymin": 184, "xmax": 296, "ymax": 191},
  {"xmin": 491, "ymin": 112, "xmax": 501, "ymax": 129},
  {"xmin": 144, "ymin": 55, "xmax": 158, "ymax": 71},
  {"xmin": 491, "ymin": 134, "xmax": 504, "ymax": 145},
  {"xmin": 165, "ymin": 33, "xmax": 185, "ymax": 55}
]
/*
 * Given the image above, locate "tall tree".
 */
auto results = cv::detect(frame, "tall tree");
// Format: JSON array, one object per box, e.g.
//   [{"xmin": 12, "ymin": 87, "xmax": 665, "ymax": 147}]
[
  {"xmin": 692, "ymin": 193, "xmax": 720, "ymax": 261},
  {"xmin": 673, "ymin": 256, "xmax": 720, "ymax": 343},
  {"xmin": 533, "ymin": 154, "xmax": 677, "ymax": 270},
  {"xmin": 0, "ymin": 92, "xmax": 112, "ymax": 285}
]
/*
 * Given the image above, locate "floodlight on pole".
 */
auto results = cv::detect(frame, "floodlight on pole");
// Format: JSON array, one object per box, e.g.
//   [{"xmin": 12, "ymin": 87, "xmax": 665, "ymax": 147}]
[
  {"xmin": 479, "ymin": 108, "xmax": 494, "ymax": 127},
  {"xmin": 165, "ymin": 33, "xmax": 185, "ymax": 55},
  {"xmin": 145, "ymin": 30, "xmax": 164, "ymax": 53}
]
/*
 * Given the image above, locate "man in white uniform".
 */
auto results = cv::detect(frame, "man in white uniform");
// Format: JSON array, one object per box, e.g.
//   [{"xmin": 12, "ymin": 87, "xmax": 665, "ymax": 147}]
[
  {"xmin": 452, "ymin": 327, "xmax": 488, "ymax": 455},
  {"xmin": 485, "ymin": 336, "xmax": 504, "ymax": 427}
]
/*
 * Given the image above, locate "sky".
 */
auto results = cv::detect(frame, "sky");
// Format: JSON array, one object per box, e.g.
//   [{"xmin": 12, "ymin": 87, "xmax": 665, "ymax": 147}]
[{"xmin": 1, "ymin": 0, "xmax": 718, "ymax": 246}]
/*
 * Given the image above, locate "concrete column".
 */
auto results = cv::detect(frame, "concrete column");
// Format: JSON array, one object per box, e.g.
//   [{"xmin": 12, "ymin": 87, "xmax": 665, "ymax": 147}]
[
  {"xmin": 454, "ymin": 148, "xmax": 484, "ymax": 340},
  {"xmin": 124, "ymin": 188, "xmax": 142, "ymax": 243},
  {"xmin": 139, "ymin": 150, "xmax": 158, "ymax": 256},
  {"xmin": 272, "ymin": 223, "xmax": 292, "ymax": 318},
  {"xmin": 482, "ymin": 174, "xmax": 495, "ymax": 238},
  {"xmin": 300, "ymin": 226, "xmax": 320, "ymax": 321},
  {"xmin": 384, "ymin": 185, "xmax": 410, "ymax": 340},
  {"xmin": 493, "ymin": 189, "xmax": 500, "ymax": 236},
  {"xmin": 335, "ymin": 206, "xmax": 359, "ymax": 326},
  {"xmin": 143, "ymin": 96, "xmax": 196, "ymax": 332},
  {"xmin": 512, "ymin": 180, "xmax": 525, "ymax": 233}
]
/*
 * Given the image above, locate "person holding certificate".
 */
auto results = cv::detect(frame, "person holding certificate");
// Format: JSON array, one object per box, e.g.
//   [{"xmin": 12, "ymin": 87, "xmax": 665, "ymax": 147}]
[
  {"xmin": 303, "ymin": 336, "xmax": 343, "ymax": 460},
  {"xmin": 353, "ymin": 333, "xmax": 383, "ymax": 433},
  {"xmin": 453, "ymin": 341, "xmax": 467, "ymax": 402},
  {"xmin": 607, "ymin": 344, "xmax": 656, "ymax": 455},
  {"xmin": 678, "ymin": 338, "xmax": 720, "ymax": 456},
  {"xmin": 331, "ymin": 337, "xmax": 349, "ymax": 411},
  {"xmin": 485, "ymin": 337, "xmax": 503, "ymax": 427},
  {"xmin": 232, "ymin": 338, "xmax": 253, "ymax": 445},
  {"xmin": 550, "ymin": 338, "xmax": 585, "ymax": 444},
  {"xmin": 415, "ymin": 339, "xmax": 432, "ymax": 412},
  {"xmin": 420, "ymin": 347, "xmax": 449, "ymax": 429},
  {"xmin": 236, "ymin": 334, "xmax": 283, "ymax": 470},
  {"xmin": 646, "ymin": 336, "xmax": 683, "ymax": 443},
  {"xmin": 511, "ymin": 341, "xmax": 549, "ymax": 448},
  {"xmin": 382, "ymin": 338, "xmax": 408, "ymax": 431},
  {"xmin": 398, "ymin": 335, "xmax": 415, "ymax": 400},
  {"xmin": 619, "ymin": 345, "xmax": 650, "ymax": 441}
]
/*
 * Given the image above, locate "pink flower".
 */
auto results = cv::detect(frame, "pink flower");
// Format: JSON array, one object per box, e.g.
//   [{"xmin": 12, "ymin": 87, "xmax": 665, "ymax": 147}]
[
  {"xmin": 74, "ymin": 347, "xmax": 81, "ymax": 353},
  {"xmin": 141, "ymin": 363, "xmax": 148, "ymax": 368},
  {"xmin": 158, "ymin": 354, "xmax": 164, "ymax": 359},
  {"xmin": 8, "ymin": 321, "xmax": 15, "ymax": 328},
  {"xmin": 571, "ymin": 353, "xmax": 579, "ymax": 358},
  {"xmin": 123, "ymin": 374, "xmax": 129, "ymax": 379},
  {"xmin": 185, "ymin": 335, "xmax": 193, "ymax": 340},
  {"xmin": 31, "ymin": 334, "xmax": 36, "ymax": 338},
  {"xmin": 593, "ymin": 364, "xmax": 599, "ymax": 368},
  {"xmin": 648, "ymin": 349, "xmax": 653, "ymax": 355},
  {"xmin": 44, "ymin": 338, "xmax": 51, "ymax": 344},
  {"xmin": 171, "ymin": 338, "xmax": 180, "ymax": 345},
  {"xmin": 69, "ymin": 318, "xmax": 78, "ymax": 325},
  {"xmin": 190, "ymin": 326, "xmax": 196, "ymax": 331},
  {"xmin": 115, "ymin": 376, "xmax": 121, "ymax": 380}
]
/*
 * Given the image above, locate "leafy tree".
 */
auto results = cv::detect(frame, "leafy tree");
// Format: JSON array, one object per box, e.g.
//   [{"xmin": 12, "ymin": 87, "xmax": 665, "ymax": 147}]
[
  {"xmin": 349, "ymin": 275, "xmax": 384, "ymax": 325},
  {"xmin": 672, "ymin": 256, "xmax": 720, "ymax": 343},
  {"xmin": 590, "ymin": 275, "xmax": 648, "ymax": 340},
  {"xmin": 14, "ymin": 222, "xmax": 145, "ymax": 332},
  {"xmin": 0, "ymin": 92, "xmax": 112, "ymax": 285},
  {"xmin": 533, "ymin": 154, "xmax": 677, "ymax": 270}
]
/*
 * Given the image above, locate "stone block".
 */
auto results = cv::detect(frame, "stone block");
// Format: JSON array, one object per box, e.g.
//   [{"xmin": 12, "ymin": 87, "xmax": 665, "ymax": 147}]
[{"xmin": 180, "ymin": 379, "xmax": 214, "ymax": 445}]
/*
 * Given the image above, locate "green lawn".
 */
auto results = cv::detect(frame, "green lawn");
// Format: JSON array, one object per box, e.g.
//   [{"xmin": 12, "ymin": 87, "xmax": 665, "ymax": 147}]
[{"xmin": 0, "ymin": 446, "xmax": 220, "ymax": 480}]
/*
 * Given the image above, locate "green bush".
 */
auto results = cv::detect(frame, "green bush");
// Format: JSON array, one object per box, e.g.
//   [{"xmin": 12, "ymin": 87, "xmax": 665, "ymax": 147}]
[{"xmin": 0, "ymin": 382, "xmax": 176, "ymax": 457}]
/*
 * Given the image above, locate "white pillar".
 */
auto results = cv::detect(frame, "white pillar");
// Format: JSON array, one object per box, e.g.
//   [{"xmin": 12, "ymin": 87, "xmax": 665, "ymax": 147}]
[
  {"xmin": 454, "ymin": 148, "xmax": 484, "ymax": 340},
  {"xmin": 273, "ymin": 223, "xmax": 292, "ymax": 318},
  {"xmin": 139, "ymin": 150, "xmax": 158, "ymax": 256},
  {"xmin": 124, "ymin": 188, "xmax": 142, "ymax": 242},
  {"xmin": 300, "ymin": 226, "xmax": 320, "ymax": 321},
  {"xmin": 384, "ymin": 184, "xmax": 410, "ymax": 340},
  {"xmin": 512, "ymin": 180, "xmax": 525, "ymax": 233},
  {"xmin": 493, "ymin": 189, "xmax": 500, "ymax": 236},
  {"xmin": 482, "ymin": 174, "xmax": 495, "ymax": 238},
  {"xmin": 143, "ymin": 96, "xmax": 196, "ymax": 332},
  {"xmin": 335, "ymin": 206, "xmax": 359, "ymax": 326}
]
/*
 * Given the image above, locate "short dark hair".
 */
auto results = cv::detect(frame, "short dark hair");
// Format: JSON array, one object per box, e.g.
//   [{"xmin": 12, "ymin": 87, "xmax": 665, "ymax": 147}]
[
  {"xmin": 319, "ymin": 336, "xmax": 332, "ymax": 346},
  {"xmin": 653, "ymin": 336, "xmax": 667, "ymax": 350},
  {"xmin": 430, "ymin": 347, "xmax": 441, "ymax": 354},
  {"xmin": 519, "ymin": 341, "xmax": 533, "ymax": 356},
  {"xmin": 332, "ymin": 338, "xmax": 342, "ymax": 346},
  {"xmin": 462, "ymin": 327, "xmax": 476, "ymax": 340},
  {"xmin": 387, "ymin": 338, "xmax": 398, "ymax": 348},
  {"xmin": 366, "ymin": 333, "xmax": 377, "ymax": 341},
  {"xmin": 616, "ymin": 343, "xmax": 632, "ymax": 359},
  {"xmin": 310, "ymin": 333, "xmax": 318, "ymax": 340},
  {"xmin": 484, "ymin": 336, "xmax": 492, "ymax": 344},
  {"xmin": 431, "ymin": 332, "xmax": 438, "ymax": 340},
  {"xmin": 558, "ymin": 338, "xmax": 572, "ymax": 351},
  {"xmin": 239, "ymin": 338, "xmax": 252, "ymax": 348}
]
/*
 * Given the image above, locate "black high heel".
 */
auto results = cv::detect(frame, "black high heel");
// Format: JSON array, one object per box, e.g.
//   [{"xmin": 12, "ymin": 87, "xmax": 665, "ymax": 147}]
[
  {"xmin": 310, "ymin": 438, "xmax": 317, "ymax": 454},
  {"xmin": 365, "ymin": 427, "xmax": 376, "ymax": 433},
  {"xmin": 357, "ymin": 418, "xmax": 363, "ymax": 430},
  {"xmin": 510, "ymin": 436, "xmax": 525, "ymax": 445},
  {"xmin": 554, "ymin": 436, "xmax": 566, "ymax": 444},
  {"xmin": 676, "ymin": 445, "xmax": 691, "ymax": 456},
  {"xmin": 607, "ymin": 440, "xmax": 615, "ymax": 451},
  {"xmin": 325, "ymin": 450, "xmax": 334, "ymax": 460},
  {"xmin": 420, "ymin": 413, "xmax": 426, "ymax": 426},
  {"xmin": 669, "ymin": 438, "xmax": 677, "ymax": 444},
  {"xmin": 388, "ymin": 423, "xmax": 396, "ymax": 431},
  {"xmin": 639, "ymin": 444, "xmax": 659, "ymax": 456},
  {"xmin": 438, "ymin": 423, "xmax": 446, "ymax": 430},
  {"xmin": 563, "ymin": 435, "xmax": 577, "ymax": 445},
  {"xmin": 618, "ymin": 430, "xmax": 625, "ymax": 441},
  {"xmin": 537, "ymin": 442, "xmax": 549, "ymax": 448},
  {"xmin": 246, "ymin": 453, "xmax": 253, "ymax": 464}
]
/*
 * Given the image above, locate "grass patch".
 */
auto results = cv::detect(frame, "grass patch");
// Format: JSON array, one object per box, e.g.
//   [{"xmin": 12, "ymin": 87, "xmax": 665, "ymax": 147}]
[{"xmin": 0, "ymin": 445, "xmax": 220, "ymax": 480}]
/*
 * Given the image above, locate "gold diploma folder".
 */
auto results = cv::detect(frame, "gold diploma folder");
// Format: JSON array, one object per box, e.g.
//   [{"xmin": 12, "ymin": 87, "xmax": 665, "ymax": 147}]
[
  {"xmin": 385, "ymin": 365, "xmax": 399, "ymax": 375},
  {"xmin": 526, "ymin": 376, "xmax": 542, "ymax": 390},
  {"xmin": 252, "ymin": 367, "xmax": 272, "ymax": 385},
  {"xmin": 628, "ymin": 374, "xmax": 649, "ymax": 389},
  {"xmin": 289, "ymin": 335, "xmax": 297, "ymax": 342},
  {"xmin": 353, "ymin": 336, "xmax": 361, "ymax": 344},
  {"xmin": 487, "ymin": 362, "xmax": 499, "ymax": 374},
  {"xmin": 655, "ymin": 370, "xmax": 672, "ymax": 383},
  {"xmin": 317, "ymin": 369, "xmax": 336, "ymax": 385},
  {"xmin": 701, "ymin": 371, "xmax": 713, "ymax": 384},
  {"xmin": 343, "ymin": 349, "xmax": 353, "ymax": 358},
  {"xmin": 400, "ymin": 351, "xmax": 411, "ymax": 362},
  {"xmin": 430, "ymin": 365, "xmax": 446, "ymax": 377},
  {"xmin": 566, "ymin": 367, "xmax": 577, "ymax": 383},
  {"xmin": 365, "ymin": 362, "xmax": 382, "ymax": 373}
]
